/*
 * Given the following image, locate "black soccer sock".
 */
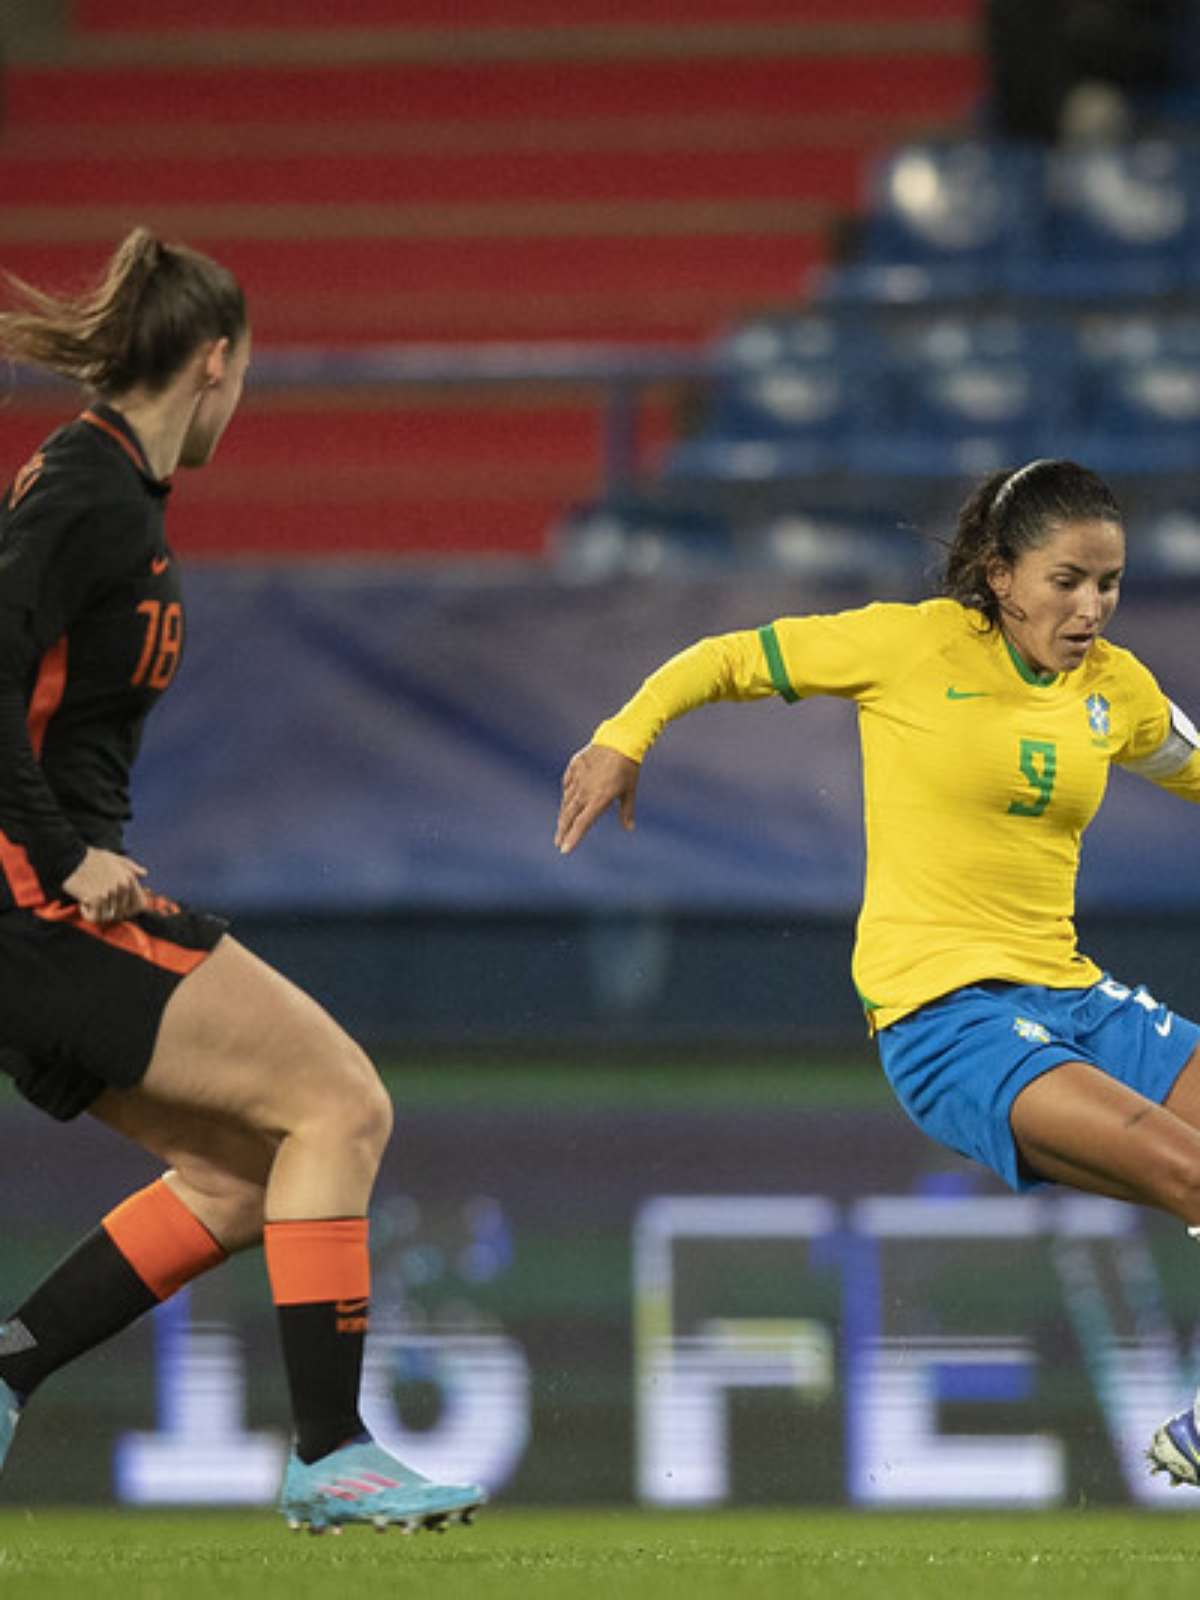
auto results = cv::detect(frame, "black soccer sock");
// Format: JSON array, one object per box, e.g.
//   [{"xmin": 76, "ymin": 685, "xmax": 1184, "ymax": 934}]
[
  {"xmin": 0, "ymin": 1229, "xmax": 156, "ymax": 1399},
  {"xmin": 0, "ymin": 1180, "xmax": 226, "ymax": 1399},
  {"xmin": 263, "ymin": 1218, "xmax": 369, "ymax": 1465}
]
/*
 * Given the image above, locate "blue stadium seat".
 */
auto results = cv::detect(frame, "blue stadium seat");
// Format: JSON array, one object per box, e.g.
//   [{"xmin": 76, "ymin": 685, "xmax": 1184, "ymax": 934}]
[
  {"xmin": 1071, "ymin": 308, "xmax": 1200, "ymax": 369},
  {"xmin": 813, "ymin": 260, "xmax": 997, "ymax": 308},
  {"xmin": 1082, "ymin": 358, "xmax": 1200, "ymax": 473},
  {"xmin": 855, "ymin": 356, "xmax": 1072, "ymax": 477},
  {"xmin": 1124, "ymin": 504, "xmax": 1200, "ymax": 588},
  {"xmin": 854, "ymin": 140, "xmax": 1044, "ymax": 292},
  {"xmin": 1072, "ymin": 313, "xmax": 1200, "ymax": 424},
  {"xmin": 882, "ymin": 309, "xmax": 1075, "ymax": 373},
  {"xmin": 711, "ymin": 311, "xmax": 885, "ymax": 374},
  {"xmin": 665, "ymin": 360, "xmax": 887, "ymax": 481},
  {"xmin": 552, "ymin": 498, "xmax": 932, "ymax": 584},
  {"xmin": 550, "ymin": 499, "xmax": 736, "ymax": 579},
  {"xmin": 746, "ymin": 508, "xmax": 927, "ymax": 590},
  {"xmin": 1012, "ymin": 141, "xmax": 1192, "ymax": 300}
]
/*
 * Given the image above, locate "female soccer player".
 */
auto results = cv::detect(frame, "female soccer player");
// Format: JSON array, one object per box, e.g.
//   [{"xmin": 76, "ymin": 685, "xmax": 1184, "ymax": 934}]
[
  {"xmin": 0, "ymin": 229, "xmax": 483, "ymax": 1534},
  {"xmin": 556, "ymin": 457, "xmax": 1200, "ymax": 1488}
]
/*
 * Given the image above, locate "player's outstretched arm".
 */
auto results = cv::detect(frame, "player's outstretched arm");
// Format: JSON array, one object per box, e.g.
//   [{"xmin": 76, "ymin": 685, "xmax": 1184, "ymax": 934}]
[
  {"xmin": 555, "ymin": 743, "xmax": 640, "ymax": 854},
  {"xmin": 556, "ymin": 627, "xmax": 776, "ymax": 855}
]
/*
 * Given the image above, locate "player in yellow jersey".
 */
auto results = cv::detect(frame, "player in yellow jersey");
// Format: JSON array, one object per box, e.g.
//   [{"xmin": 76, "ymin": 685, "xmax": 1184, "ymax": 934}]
[{"xmin": 555, "ymin": 457, "xmax": 1200, "ymax": 1489}]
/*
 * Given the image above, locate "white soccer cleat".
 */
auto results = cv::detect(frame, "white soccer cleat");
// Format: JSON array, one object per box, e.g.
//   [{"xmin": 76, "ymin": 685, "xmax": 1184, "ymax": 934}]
[{"xmin": 1148, "ymin": 1398, "xmax": 1200, "ymax": 1487}]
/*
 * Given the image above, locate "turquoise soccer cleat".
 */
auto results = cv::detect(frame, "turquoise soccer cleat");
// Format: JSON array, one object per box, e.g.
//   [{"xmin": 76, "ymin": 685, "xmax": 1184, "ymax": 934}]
[
  {"xmin": 1148, "ymin": 1399, "xmax": 1200, "ymax": 1486},
  {"xmin": 279, "ymin": 1438, "xmax": 486, "ymax": 1535},
  {"xmin": 0, "ymin": 1377, "xmax": 20, "ymax": 1472}
]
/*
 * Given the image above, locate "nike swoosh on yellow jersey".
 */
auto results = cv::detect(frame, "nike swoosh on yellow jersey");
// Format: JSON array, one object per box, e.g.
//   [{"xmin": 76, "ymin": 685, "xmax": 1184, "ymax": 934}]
[{"xmin": 946, "ymin": 687, "xmax": 990, "ymax": 700}]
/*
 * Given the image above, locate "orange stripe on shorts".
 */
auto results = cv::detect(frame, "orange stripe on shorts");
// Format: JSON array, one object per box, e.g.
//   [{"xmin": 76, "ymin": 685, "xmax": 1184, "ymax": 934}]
[
  {"xmin": 263, "ymin": 1218, "xmax": 370, "ymax": 1306},
  {"xmin": 34, "ymin": 899, "xmax": 208, "ymax": 976}
]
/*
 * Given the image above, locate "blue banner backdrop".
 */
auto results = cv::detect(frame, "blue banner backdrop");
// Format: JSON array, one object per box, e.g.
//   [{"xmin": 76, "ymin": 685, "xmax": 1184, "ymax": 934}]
[{"xmin": 128, "ymin": 569, "xmax": 1200, "ymax": 914}]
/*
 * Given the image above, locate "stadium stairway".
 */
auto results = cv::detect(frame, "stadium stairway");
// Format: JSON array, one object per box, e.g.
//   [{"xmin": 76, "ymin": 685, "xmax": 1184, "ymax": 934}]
[{"xmin": 0, "ymin": 0, "xmax": 979, "ymax": 556}]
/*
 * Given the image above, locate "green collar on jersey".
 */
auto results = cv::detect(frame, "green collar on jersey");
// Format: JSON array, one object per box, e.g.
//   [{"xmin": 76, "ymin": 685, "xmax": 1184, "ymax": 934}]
[{"xmin": 1002, "ymin": 634, "xmax": 1058, "ymax": 688}]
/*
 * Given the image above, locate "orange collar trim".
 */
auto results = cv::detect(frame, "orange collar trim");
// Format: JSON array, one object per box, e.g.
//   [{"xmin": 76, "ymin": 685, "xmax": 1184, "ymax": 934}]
[{"xmin": 80, "ymin": 408, "xmax": 165, "ymax": 484}]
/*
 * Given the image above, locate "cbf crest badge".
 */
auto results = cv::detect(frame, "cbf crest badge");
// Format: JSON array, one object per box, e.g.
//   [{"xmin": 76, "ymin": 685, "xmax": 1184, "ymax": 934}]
[{"xmin": 1085, "ymin": 692, "xmax": 1111, "ymax": 743}]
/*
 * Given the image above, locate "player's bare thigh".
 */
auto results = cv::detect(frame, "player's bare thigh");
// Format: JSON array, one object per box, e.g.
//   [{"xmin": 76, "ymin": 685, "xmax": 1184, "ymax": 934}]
[
  {"xmin": 1163, "ymin": 1045, "xmax": 1200, "ymax": 1128},
  {"xmin": 1011, "ymin": 1046, "xmax": 1200, "ymax": 1210},
  {"xmin": 83, "ymin": 935, "xmax": 389, "ymax": 1247},
  {"xmin": 92, "ymin": 1086, "xmax": 277, "ymax": 1188},
  {"xmin": 138, "ymin": 935, "xmax": 388, "ymax": 1136}
]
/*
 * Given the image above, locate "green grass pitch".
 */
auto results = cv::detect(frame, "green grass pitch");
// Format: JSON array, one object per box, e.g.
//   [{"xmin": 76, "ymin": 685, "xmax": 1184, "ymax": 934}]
[{"xmin": 2, "ymin": 1509, "xmax": 1200, "ymax": 1600}]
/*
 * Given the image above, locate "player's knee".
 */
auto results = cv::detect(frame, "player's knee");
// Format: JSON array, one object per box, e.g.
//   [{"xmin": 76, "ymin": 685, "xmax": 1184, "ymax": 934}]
[
  {"xmin": 350, "ymin": 1059, "xmax": 394, "ymax": 1158},
  {"xmin": 311, "ymin": 1036, "xmax": 394, "ymax": 1158}
]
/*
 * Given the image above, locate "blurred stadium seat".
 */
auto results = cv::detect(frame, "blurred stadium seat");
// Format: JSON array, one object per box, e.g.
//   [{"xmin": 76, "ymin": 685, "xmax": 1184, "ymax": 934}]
[
  {"xmin": 1073, "ymin": 307, "xmax": 1200, "ymax": 369},
  {"xmin": 702, "ymin": 115, "xmax": 1200, "ymax": 514},
  {"xmin": 845, "ymin": 140, "xmax": 1043, "ymax": 291},
  {"xmin": 880, "ymin": 308, "xmax": 1074, "ymax": 370},
  {"xmin": 711, "ymin": 311, "xmax": 887, "ymax": 375},
  {"xmin": 1012, "ymin": 140, "xmax": 1193, "ymax": 299},
  {"xmin": 551, "ymin": 496, "xmax": 925, "ymax": 589},
  {"xmin": 746, "ymin": 508, "xmax": 926, "ymax": 589},
  {"xmin": 821, "ymin": 136, "xmax": 1200, "ymax": 310},
  {"xmin": 1071, "ymin": 313, "xmax": 1200, "ymax": 472},
  {"xmin": 861, "ymin": 355, "xmax": 1066, "ymax": 477},
  {"xmin": 1082, "ymin": 357, "xmax": 1200, "ymax": 473},
  {"xmin": 550, "ymin": 499, "xmax": 737, "ymax": 579},
  {"xmin": 813, "ymin": 259, "xmax": 1003, "ymax": 309},
  {"xmin": 663, "ymin": 358, "xmax": 891, "ymax": 484},
  {"xmin": 1123, "ymin": 503, "xmax": 1200, "ymax": 584}
]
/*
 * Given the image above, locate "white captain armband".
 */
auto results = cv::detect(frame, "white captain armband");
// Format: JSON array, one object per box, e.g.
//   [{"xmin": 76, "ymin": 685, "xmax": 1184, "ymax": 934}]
[{"xmin": 1123, "ymin": 700, "xmax": 1200, "ymax": 780}]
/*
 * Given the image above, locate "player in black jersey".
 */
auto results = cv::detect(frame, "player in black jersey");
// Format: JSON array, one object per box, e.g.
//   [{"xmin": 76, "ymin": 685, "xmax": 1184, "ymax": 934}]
[{"xmin": 0, "ymin": 229, "xmax": 483, "ymax": 1534}]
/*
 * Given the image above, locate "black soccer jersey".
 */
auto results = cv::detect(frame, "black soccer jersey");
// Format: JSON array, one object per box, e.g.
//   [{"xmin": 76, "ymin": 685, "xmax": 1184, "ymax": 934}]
[{"xmin": 0, "ymin": 403, "xmax": 183, "ymax": 909}]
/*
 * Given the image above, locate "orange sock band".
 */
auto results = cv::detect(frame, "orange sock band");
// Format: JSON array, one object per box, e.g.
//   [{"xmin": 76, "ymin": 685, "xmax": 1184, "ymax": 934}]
[
  {"xmin": 102, "ymin": 1179, "xmax": 227, "ymax": 1301},
  {"xmin": 263, "ymin": 1218, "xmax": 370, "ymax": 1306}
]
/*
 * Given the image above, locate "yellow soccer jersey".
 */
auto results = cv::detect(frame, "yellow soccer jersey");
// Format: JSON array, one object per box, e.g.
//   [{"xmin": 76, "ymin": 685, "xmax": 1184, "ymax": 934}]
[{"xmin": 591, "ymin": 597, "xmax": 1200, "ymax": 1030}]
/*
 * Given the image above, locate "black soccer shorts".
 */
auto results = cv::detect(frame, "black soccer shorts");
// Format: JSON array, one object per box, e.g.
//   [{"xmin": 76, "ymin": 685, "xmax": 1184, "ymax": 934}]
[{"xmin": 0, "ymin": 895, "xmax": 228, "ymax": 1121}]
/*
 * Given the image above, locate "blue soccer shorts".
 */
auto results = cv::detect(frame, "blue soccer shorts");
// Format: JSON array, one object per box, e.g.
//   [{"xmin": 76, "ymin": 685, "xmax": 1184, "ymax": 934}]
[{"xmin": 876, "ymin": 975, "xmax": 1200, "ymax": 1192}]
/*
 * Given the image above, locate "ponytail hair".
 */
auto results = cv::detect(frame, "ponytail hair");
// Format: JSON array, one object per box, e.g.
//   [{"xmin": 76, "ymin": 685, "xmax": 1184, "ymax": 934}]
[
  {"xmin": 943, "ymin": 458, "xmax": 1122, "ymax": 626},
  {"xmin": 0, "ymin": 227, "xmax": 246, "ymax": 396}
]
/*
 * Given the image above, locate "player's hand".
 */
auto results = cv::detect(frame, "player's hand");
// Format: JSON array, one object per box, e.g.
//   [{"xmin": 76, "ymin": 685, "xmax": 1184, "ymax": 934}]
[
  {"xmin": 555, "ymin": 743, "xmax": 640, "ymax": 854},
  {"xmin": 63, "ymin": 847, "xmax": 149, "ymax": 924}
]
